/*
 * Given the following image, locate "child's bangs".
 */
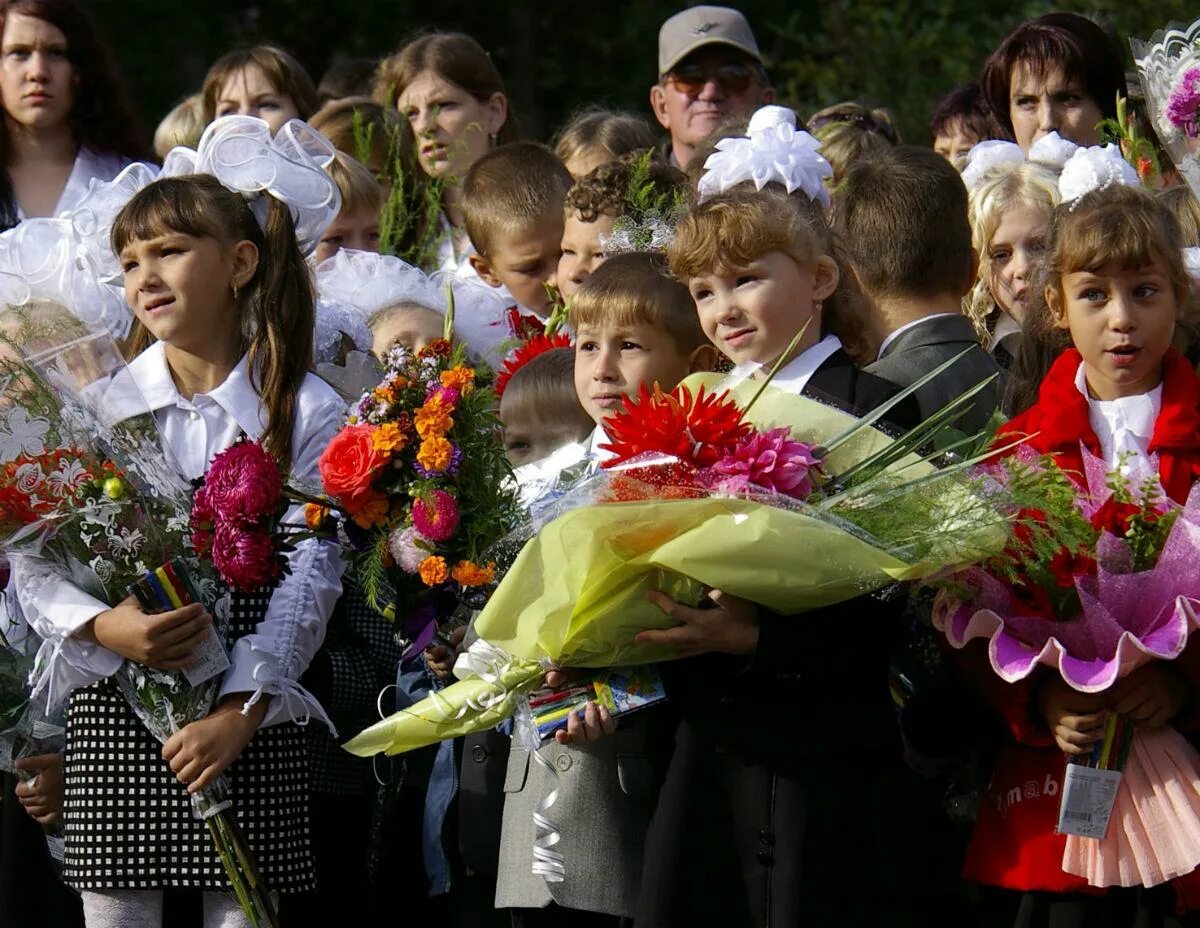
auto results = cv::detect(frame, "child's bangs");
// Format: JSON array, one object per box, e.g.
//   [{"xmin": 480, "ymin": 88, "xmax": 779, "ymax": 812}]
[
  {"xmin": 671, "ymin": 204, "xmax": 783, "ymax": 280},
  {"xmin": 1058, "ymin": 209, "xmax": 1167, "ymax": 277},
  {"xmin": 111, "ymin": 177, "xmax": 226, "ymax": 254}
]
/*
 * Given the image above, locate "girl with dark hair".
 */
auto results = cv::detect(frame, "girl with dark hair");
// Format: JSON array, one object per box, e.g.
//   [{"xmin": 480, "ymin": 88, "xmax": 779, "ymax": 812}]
[
  {"xmin": 980, "ymin": 12, "xmax": 1127, "ymax": 153},
  {"xmin": 0, "ymin": 0, "xmax": 146, "ymax": 228},
  {"xmin": 374, "ymin": 32, "xmax": 512, "ymax": 274}
]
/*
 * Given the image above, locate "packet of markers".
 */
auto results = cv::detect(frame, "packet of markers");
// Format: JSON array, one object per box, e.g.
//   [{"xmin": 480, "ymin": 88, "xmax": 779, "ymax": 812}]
[
  {"xmin": 934, "ymin": 447, "xmax": 1200, "ymax": 889},
  {"xmin": 515, "ymin": 665, "xmax": 668, "ymax": 746}
]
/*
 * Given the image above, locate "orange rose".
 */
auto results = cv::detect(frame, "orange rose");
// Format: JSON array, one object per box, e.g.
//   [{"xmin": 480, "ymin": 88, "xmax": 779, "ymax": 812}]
[
  {"xmin": 319, "ymin": 424, "xmax": 389, "ymax": 510},
  {"xmin": 418, "ymin": 555, "xmax": 449, "ymax": 586}
]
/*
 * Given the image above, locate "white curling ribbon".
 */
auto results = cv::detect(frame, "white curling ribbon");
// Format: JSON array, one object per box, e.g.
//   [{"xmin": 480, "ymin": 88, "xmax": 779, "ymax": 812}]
[
  {"xmin": 960, "ymin": 140, "xmax": 1025, "ymax": 191},
  {"xmin": 1027, "ymin": 131, "xmax": 1080, "ymax": 173},
  {"xmin": 698, "ymin": 104, "xmax": 833, "ymax": 206},
  {"xmin": 1059, "ymin": 144, "xmax": 1140, "ymax": 204},
  {"xmin": 243, "ymin": 650, "xmax": 338, "ymax": 735},
  {"xmin": 530, "ymin": 747, "xmax": 566, "ymax": 882}
]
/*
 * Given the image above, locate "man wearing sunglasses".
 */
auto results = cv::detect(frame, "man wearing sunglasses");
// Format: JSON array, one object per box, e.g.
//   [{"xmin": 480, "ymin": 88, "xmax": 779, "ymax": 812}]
[{"xmin": 650, "ymin": 5, "xmax": 774, "ymax": 170}]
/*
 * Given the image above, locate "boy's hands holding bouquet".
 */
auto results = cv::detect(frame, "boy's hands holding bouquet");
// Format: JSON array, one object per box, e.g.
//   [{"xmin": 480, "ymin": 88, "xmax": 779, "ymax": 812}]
[{"xmin": 86, "ymin": 596, "xmax": 213, "ymax": 671}]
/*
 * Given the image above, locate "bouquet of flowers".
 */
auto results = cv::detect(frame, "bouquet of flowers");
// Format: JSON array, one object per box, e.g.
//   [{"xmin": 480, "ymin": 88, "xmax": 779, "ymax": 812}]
[
  {"xmin": 0, "ymin": 321, "xmax": 279, "ymax": 928},
  {"xmin": 935, "ymin": 448, "xmax": 1200, "ymax": 889},
  {"xmin": 318, "ymin": 335, "xmax": 521, "ymax": 652},
  {"xmin": 345, "ymin": 353, "xmax": 1010, "ymax": 756}
]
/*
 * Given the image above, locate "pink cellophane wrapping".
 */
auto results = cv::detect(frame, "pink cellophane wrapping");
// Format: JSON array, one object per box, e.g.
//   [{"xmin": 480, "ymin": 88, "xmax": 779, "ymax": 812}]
[
  {"xmin": 1063, "ymin": 726, "xmax": 1200, "ymax": 887},
  {"xmin": 933, "ymin": 464, "xmax": 1200, "ymax": 888}
]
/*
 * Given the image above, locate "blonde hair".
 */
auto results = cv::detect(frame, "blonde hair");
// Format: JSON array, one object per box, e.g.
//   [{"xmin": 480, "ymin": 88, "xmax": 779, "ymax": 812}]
[
  {"xmin": 669, "ymin": 186, "xmax": 871, "ymax": 363},
  {"xmin": 201, "ymin": 46, "xmax": 318, "ymax": 124},
  {"xmin": 569, "ymin": 252, "xmax": 707, "ymax": 355},
  {"xmin": 965, "ymin": 162, "xmax": 1060, "ymax": 344},
  {"xmin": 553, "ymin": 107, "xmax": 657, "ymax": 168},
  {"xmin": 327, "ymin": 150, "xmax": 385, "ymax": 216},
  {"xmin": 1158, "ymin": 185, "xmax": 1200, "ymax": 248},
  {"xmin": 153, "ymin": 94, "xmax": 204, "ymax": 161},
  {"xmin": 1011, "ymin": 184, "xmax": 1200, "ymax": 412},
  {"xmin": 499, "ymin": 347, "xmax": 593, "ymax": 439}
]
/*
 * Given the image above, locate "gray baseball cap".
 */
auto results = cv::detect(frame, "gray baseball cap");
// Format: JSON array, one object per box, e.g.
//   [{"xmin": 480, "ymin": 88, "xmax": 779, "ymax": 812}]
[{"xmin": 658, "ymin": 5, "xmax": 762, "ymax": 76}]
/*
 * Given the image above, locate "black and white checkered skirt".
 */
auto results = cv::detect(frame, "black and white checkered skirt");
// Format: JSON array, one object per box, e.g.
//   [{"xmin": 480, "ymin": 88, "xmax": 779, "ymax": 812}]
[{"xmin": 60, "ymin": 588, "xmax": 315, "ymax": 893}]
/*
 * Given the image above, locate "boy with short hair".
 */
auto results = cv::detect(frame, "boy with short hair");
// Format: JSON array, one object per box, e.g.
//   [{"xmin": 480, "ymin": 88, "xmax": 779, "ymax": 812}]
[
  {"xmin": 463, "ymin": 142, "xmax": 572, "ymax": 318},
  {"xmin": 835, "ymin": 145, "xmax": 1002, "ymax": 433},
  {"xmin": 313, "ymin": 151, "xmax": 384, "ymax": 264},
  {"xmin": 495, "ymin": 252, "xmax": 713, "ymax": 924},
  {"xmin": 557, "ymin": 151, "xmax": 686, "ymax": 299}
]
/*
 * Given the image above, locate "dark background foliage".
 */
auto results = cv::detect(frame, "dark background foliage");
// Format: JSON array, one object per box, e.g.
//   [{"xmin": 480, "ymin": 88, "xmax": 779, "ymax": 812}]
[{"xmin": 93, "ymin": 0, "xmax": 1195, "ymax": 149}]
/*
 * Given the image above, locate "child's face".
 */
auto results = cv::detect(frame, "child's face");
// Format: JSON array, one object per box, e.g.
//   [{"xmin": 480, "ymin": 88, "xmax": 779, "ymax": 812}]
[
  {"xmin": 370, "ymin": 304, "xmax": 444, "ymax": 361},
  {"xmin": 0, "ymin": 13, "xmax": 74, "ymax": 131},
  {"xmin": 1008, "ymin": 63, "xmax": 1102, "ymax": 152},
  {"xmin": 398, "ymin": 69, "xmax": 505, "ymax": 182},
  {"xmin": 499, "ymin": 398, "xmax": 590, "ymax": 468},
  {"xmin": 687, "ymin": 250, "xmax": 838, "ymax": 370},
  {"xmin": 986, "ymin": 203, "xmax": 1050, "ymax": 324},
  {"xmin": 933, "ymin": 118, "xmax": 979, "ymax": 169},
  {"xmin": 574, "ymin": 320, "xmax": 696, "ymax": 426},
  {"xmin": 120, "ymin": 232, "xmax": 250, "ymax": 354},
  {"xmin": 471, "ymin": 211, "xmax": 563, "ymax": 316},
  {"xmin": 1054, "ymin": 259, "xmax": 1177, "ymax": 401},
  {"xmin": 214, "ymin": 64, "xmax": 301, "ymax": 134},
  {"xmin": 557, "ymin": 210, "xmax": 614, "ymax": 300},
  {"xmin": 313, "ymin": 206, "xmax": 382, "ymax": 265}
]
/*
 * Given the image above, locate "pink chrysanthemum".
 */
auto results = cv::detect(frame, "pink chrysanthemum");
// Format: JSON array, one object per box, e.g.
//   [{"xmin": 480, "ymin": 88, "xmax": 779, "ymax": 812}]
[
  {"xmin": 388, "ymin": 525, "xmax": 427, "ymax": 574},
  {"xmin": 708, "ymin": 427, "xmax": 823, "ymax": 499},
  {"xmin": 211, "ymin": 523, "xmax": 280, "ymax": 591},
  {"xmin": 411, "ymin": 489, "xmax": 460, "ymax": 542},
  {"xmin": 201, "ymin": 440, "xmax": 283, "ymax": 526},
  {"xmin": 1167, "ymin": 67, "xmax": 1200, "ymax": 139}
]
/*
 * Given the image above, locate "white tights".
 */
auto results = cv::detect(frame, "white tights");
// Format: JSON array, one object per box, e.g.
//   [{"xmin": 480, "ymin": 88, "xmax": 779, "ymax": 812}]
[{"xmin": 80, "ymin": 889, "xmax": 262, "ymax": 928}]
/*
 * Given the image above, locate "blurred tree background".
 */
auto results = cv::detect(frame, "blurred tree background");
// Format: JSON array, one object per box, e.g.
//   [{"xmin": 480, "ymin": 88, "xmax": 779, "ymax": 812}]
[{"xmin": 92, "ymin": 0, "xmax": 1195, "ymax": 148}]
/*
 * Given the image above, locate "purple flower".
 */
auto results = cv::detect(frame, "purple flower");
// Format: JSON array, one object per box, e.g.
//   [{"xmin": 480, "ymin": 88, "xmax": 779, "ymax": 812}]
[
  {"xmin": 708, "ymin": 428, "xmax": 822, "ymax": 499},
  {"xmin": 414, "ymin": 444, "xmax": 462, "ymax": 478},
  {"xmin": 1167, "ymin": 67, "xmax": 1200, "ymax": 139}
]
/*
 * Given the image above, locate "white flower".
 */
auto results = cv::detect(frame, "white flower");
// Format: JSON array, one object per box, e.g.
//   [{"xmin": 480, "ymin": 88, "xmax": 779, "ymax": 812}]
[
  {"xmin": 45, "ymin": 458, "xmax": 88, "ymax": 496},
  {"xmin": 1058, "ymin": 145, "xmax": 1140, "ymax": 204},
  {"xmin": 1027, "ymin": 132, "xmax": 1080, "ymax": 173},
  {"xmin": 698, "ymin": 105, "xmax": 833, "ymax": 206},
  {"xmin": 960, "ymin": 140, "xmax": 1025, "ymax": 191},
  {"xmin": 0, "ymin": 408, "xmax": 49, "ymax": 462}
]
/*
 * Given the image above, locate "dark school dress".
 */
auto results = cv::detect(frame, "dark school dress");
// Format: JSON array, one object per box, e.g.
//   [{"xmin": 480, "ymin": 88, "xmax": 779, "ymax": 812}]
[{"xmin": 60, "ymin": 586, "xmax": 314, "ymax": 894}]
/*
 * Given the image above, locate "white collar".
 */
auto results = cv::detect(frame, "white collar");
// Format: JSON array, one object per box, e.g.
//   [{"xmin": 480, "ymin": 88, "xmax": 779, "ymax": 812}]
[
  {"xmin": 587, "ymin": 424, "xmax": 615, "ymax": 462},
  {"xmin": 1073, "ymin": 360, "xmax": 1162, "ymax": 476},
  {"xmin": 876, "ymin": 313, "xmax": 961, "ymax": 361},
  {"xmin": 768, "ymin": 334, "xmax": 842, "ymax": 396},
  {"xmin": 991, "ymin": 312, "xmax": 1022, "ymax": 348},
  {"xmin": 114, "ymin": 341, "xmax": 267, "ymax": 438}
]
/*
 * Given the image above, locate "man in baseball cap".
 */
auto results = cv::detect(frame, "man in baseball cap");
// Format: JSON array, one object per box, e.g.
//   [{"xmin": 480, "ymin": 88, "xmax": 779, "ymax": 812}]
[{"xmin": 650, "ymin": 5, "xmax": 774, "ymax": 169}]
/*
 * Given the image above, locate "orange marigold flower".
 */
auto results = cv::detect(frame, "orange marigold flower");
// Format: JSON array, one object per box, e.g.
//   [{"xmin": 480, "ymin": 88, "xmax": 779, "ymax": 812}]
[
  {"xmin": 417, "ymin": 338, "xmax": 452, "ymax": 359},
  {"xmin": 418, "ymin": 555, "xmax": 449, "ymax": 586},
  {"xmin": 451, "ymin": 560, "xmax": 496, "ymax": 586},
  {"xmin": 372, "ymin": 422, "xmax": 408, "ymax": 454},
  {"xmin": 304, "ymin": 502, "xmax": 330, "ymax": 530},
  {"xmin": 350, "ymin": 490, "xmax": 390, "ymax": 529},
  {"xmin": 416, "ymin": 436, "xmax": 453, "ymax": 473},
  {"xmin": 391, "ymin": 375, "xmax": 409, "ymax": 391},
  {"xmin": 440, "ymin": 367, "xmax": 475, "ymax": 395},
  {"xmin": 373, "ymin": 385, "xmax": 396, "ymax": 405},
  {"xmin": 415, "ymin": 397, "xmax": 453, "ymax": 438}
]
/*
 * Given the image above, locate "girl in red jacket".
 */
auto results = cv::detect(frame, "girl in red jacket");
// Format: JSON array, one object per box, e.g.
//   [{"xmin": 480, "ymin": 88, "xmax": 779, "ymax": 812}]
[{"xmin": 966, "ymin": 182, "xmax": 1200, "ymax": 927}]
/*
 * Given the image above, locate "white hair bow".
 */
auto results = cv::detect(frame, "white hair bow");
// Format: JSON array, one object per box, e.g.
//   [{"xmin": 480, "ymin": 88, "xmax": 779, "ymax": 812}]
[
  {"xmin": 697, "ymin": 105, "xmax": 833, "ymax": 207},
  {"xmin": 959, "ymin": 133, "xmax": 1080, "ymax": 193},
  {"xmin": 1057, "ymin": 144, "xmax": 1140, "ymax": 204},
  {"xmin": 314, "ymin": 249, "xmax": 513, "ymax": 366}
]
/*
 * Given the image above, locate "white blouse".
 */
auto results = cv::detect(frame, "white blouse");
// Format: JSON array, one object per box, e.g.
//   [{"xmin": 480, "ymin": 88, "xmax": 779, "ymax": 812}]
[
  {"xmin": 16, "ymin": 147, "xmax": 137, "ymax": 221},
  {"xmin": 1074, "ymin": 361, "xmax": 1162, "ymax": 480},
  {"xmin": 16, "ymin": 341, "xmax": 347, "ymax": 731}
]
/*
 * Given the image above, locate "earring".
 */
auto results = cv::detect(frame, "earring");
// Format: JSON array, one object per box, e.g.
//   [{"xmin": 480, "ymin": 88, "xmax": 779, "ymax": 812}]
[
  {"xmin": 489, "ymin": 132, "xmax": 499, "ymax": 147},
  {"xmin": 232, "ymin": 282, "xmax": 240, "ymax": 303},
  {"xmin": 814, "ymin": 300, "xmax": 823, "ymax": 314}
]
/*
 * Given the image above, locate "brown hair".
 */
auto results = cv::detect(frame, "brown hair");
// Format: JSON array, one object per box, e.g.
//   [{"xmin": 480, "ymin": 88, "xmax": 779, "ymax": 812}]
[
  {"xmin": 374, "ymin": 32, "xmax": 516, "ymax": 145},
  {"xmin": 553, "ymin": 107, "xmax": 658, "ymax": 168},
  {"xmin": 499, "ymin": 347, "xmax": 593, "ymax": 439},
  {"xmin": 980, "ymin": 13, "xmax": 1127, "ymax": 139},
  {"xmin": 565, "ymin": 150, "xmax": 686, "ymax": 223},
  {"xmin": 834, "ymin": 145, "xmax": 973, "ymax": 301},
  {"xmin": 317, "ymin": 56, "xmax": 377, "ymax": 105},
  {"xmin": 111, "ymin": 175, "xmax": 315, "ymax": 465},
  {"xmin": 201, "ymin": 46, "xmax": 319, "ymax": 125},
  {"xmin": 461, "ymin": 142, "xmax": 572, "ymax": 256},
  {"xmin": 671, "ymin": 185, "xmax": 871, "ymax": 363},
  {"xmin": 0, "ymin": 0, "xmax": 147, "ymax": 160},
  {"xmin": 931, "ymin": 82, "xmax": 1007, "ymax": 145},
  {"xmin": 1158, "ymin": 185, "xmax": 1200, "ymax": 249},
  {"xmin": 327, "ymin": 150, "xmax": 384, "ymax": 216},
  {"xmin": 570, "ymin": 252, "xmax": 707, "ymax": 355},
  {"xmin": 1009, "ymin": 184, "xmax": 1200, "ymax": 412}
]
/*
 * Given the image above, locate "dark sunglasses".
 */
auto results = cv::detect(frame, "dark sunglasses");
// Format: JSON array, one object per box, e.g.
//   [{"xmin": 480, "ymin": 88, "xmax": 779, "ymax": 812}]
[{"xmin": 666, "ymin": 61, "xmax": 757, "ymax": 96}]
